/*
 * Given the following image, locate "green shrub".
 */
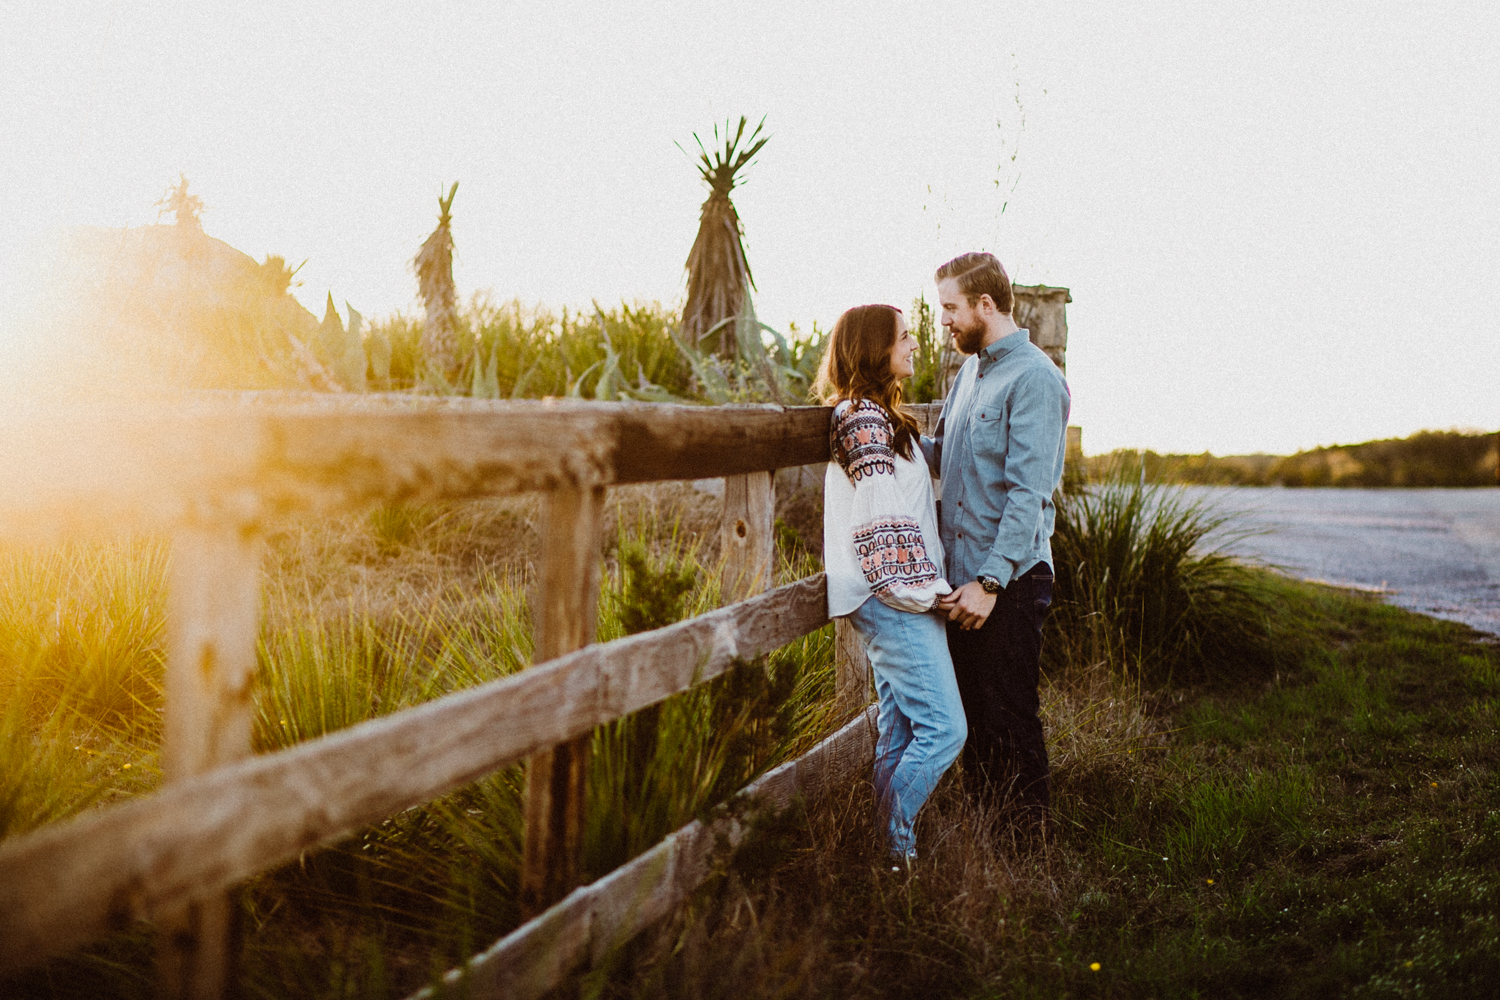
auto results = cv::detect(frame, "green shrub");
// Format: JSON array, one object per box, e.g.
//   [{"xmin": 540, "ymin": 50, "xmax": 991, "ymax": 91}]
[
  {"xmin": 1048, "ymin": 474, "xmax": 1273, "ymax": 684},
  {"xmin": 363, "ymin": 296, "xmax": 829, "ymax": 404}
]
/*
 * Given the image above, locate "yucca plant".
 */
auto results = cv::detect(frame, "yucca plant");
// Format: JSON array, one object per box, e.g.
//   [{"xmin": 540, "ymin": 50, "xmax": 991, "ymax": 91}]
[
  {"xmin": 413, "ymin": 182, "xmax": 461, "ymax": 377},
  {"xmin": 313, "ymin": 294, "xmax": 369, "ymax": 391},
  {"xmin": 681, "ymin": 117, "xmax": 769, "ymax": 362}
]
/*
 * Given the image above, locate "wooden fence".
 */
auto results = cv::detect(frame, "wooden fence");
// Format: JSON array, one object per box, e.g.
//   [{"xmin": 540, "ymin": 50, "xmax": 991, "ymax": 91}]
[{"xmin": 0, "ymin": 397, "xmax": 943, "ymax": 999}]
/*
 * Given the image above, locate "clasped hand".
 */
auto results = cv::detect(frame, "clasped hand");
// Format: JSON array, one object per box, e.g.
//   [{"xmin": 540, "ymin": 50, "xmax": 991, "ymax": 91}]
[{"xmin": 937, "ymin": 581, "xmax": 997, "ymax": 631}]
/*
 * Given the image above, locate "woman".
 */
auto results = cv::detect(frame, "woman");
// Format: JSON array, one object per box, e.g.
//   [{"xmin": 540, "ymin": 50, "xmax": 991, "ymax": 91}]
[{"xmin": 816, "ymin": 304, "xmax": 966, "ymax": 866}]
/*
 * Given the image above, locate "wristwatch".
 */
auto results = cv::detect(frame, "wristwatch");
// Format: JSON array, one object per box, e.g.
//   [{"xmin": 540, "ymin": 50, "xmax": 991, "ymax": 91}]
[{"xmin": 977, "ymin": 575, "xmax": 1002, "ymax": 594}]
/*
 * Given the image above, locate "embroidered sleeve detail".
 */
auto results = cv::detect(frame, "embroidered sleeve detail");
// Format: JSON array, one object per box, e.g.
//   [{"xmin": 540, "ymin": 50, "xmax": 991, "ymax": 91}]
[
  {"xmin": 832, "ymin": 401, "xmax": 896, "ymax": 482},
  {"xmin": 852, "ymin": 515, "xmax": 942, "ymax": 595}
]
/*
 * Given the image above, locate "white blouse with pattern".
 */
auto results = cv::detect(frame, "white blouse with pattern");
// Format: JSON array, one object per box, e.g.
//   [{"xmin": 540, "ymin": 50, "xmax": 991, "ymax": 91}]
[{"xmin": 823, "ymin": 399, "xmax": 951, "ymax": 617}]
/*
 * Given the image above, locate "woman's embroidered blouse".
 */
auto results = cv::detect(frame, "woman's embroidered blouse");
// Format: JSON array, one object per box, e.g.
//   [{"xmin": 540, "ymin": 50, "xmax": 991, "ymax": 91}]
[{"xmin": 823, "ymin": 399, "xmax": 951, "ymax": 616}]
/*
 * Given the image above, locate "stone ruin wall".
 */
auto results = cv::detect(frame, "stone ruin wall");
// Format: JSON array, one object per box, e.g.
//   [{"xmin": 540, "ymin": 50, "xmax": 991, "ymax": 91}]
[
  {"xmin": 1013, "ymin": 284, "xmax": 1071, "ymax": 373},
  {"xmin": 938, "ymin": 283, "xmax": 1081, "ymax": 463},
  {"xmin": 940, "ymin": 283, "xmax": 1072, "ymax": 388}
]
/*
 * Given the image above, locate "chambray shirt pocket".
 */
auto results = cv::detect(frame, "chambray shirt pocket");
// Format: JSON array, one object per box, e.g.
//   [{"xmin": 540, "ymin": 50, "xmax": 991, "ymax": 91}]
[
  {"xmin": 969, "ymin": 387, "xmax": 1013, "ymax": 464},
  {"xmin": 972, "ymin": 396, "xmax": 1006, "ymax": 422}
]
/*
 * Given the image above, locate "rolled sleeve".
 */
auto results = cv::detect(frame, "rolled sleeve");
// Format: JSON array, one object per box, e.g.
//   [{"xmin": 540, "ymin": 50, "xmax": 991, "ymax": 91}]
[
  {"xmin": 919, "ymin": 394, "xmax": 949, "ymax": 477},
  {"xmin": 919, "ymin": 430, "xmax": 941, "ymax": 477}
]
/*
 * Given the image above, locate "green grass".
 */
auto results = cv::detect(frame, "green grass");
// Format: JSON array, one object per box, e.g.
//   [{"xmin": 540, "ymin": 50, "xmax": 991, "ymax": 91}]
[
  {"xmin": 0, "ymin": 488, "xmax": 839, "ymax": 998},
  {"xmin": 368, "ymin": 297, "xmax": 828, "ymax": 404},
  {"xmin": 1049, "ymin": 475, "xmax": 1275, "ymax": 685},
  {"xmin": 605, "ymin": 576, "xmax": 1500, "ymax": 1000},
  {"xmin": 5, "ymin": 480, "xmax": 1495, "ymax": 998}
]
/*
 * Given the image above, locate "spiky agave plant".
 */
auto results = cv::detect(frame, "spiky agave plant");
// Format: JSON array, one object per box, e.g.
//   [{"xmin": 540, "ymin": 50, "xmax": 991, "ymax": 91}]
[
  {"xmin": 413, "ymin": 182, "xmax": 460, "ymax": 376},
  {"xmin": 681, "ymin": 117, "xmax": 769, "ymax": 361}
]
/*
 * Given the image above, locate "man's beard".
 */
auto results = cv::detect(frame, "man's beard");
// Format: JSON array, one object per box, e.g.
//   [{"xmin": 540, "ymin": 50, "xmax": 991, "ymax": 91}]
[{"xmin": 952, "ymin": 317, "xmax": 987, "ymax": 355}]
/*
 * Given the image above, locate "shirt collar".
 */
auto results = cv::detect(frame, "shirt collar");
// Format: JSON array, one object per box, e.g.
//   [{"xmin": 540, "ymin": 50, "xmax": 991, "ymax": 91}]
[{"xmin": 979, "ymin": 328, "xmax": 1030, "ymax": 364}]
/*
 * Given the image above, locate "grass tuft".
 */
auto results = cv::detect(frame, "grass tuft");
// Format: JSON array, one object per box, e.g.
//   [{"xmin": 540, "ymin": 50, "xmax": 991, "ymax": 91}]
[
  {"xmin": 1050, "ymin": 471, "xmax": 1275, "ymax": 685},
  {"xmin": 4, "ymin": 477, "xmax": 1496, "ymax": 998}
]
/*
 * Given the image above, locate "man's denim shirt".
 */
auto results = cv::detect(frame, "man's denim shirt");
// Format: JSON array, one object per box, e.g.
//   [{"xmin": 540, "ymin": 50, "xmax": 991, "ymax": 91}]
[{"xmin": 919, "ymin": 329, "xmax": 1071, "ymax": 590}]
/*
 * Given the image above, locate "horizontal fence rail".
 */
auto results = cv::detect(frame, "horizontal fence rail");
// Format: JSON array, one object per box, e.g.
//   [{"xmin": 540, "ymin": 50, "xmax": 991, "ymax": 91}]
[
  {"xmin": 0, "ymin": 573, "xmax": 828, "ymax": 972},
  {"xmin": 412, "ymin": 705, "xmax": 881, "ymax": 1000},
  {"xmin": 0, "ymin": 399, "xmax": 833, "ymax": 544},
  {"xmin": 0, "ymin": 397, "xmax": 947, "ymax": 995}
]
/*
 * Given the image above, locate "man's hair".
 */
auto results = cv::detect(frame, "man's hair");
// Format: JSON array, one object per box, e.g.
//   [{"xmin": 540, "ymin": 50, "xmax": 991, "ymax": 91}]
[{"xmin": 935, "ymin": 252, "xmax": 1013, "ymax": 315}]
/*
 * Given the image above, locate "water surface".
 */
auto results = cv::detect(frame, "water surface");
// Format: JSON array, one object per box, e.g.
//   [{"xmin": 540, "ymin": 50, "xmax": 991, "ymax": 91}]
[{"xmin": 1187, "ymin": 487, "xmax": 1500, "ymax": 636}]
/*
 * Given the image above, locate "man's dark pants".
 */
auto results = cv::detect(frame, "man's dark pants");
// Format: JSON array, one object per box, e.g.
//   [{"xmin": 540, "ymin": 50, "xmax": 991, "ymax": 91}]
[{"xmin": 946, "ymin": 563, "xmax": 1053, "ymax": 822}]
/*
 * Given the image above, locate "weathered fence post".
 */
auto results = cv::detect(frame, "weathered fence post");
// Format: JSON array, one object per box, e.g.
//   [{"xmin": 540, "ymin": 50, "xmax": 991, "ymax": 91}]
[
  {"xmin": 158, "ymin": 527, "xmax": 263, "ymax": 1000},
  {"xmin": 520, "ymin": 485, "xmax": 606, "ymax": 917},
  {"xmin": 721, "ymin": 472, "xmax": 774, "ymax": 604},
  {"xmin": 833, "ymin": 619, "xmax": 872, "ymax": 719}
]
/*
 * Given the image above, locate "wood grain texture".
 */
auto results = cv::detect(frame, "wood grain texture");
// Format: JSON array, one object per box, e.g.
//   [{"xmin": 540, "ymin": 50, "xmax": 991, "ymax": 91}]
[
  {"xmin": 521, "ymin": 487, "xmax": 605, "ymax": 917},
  {"xmin": 720, "ymin": 471, "xmax": 774, "ymax": 604},
  {"xmin": 834, "ymin": 617, "xmax": 873, "ymax": 720},
  {"xmin": 0, "ymin": 400, "xmax": 832, "ymax": 545},
  {"xmin": 157, "ymin": 529, "xmax": 263, "ymax": 1000},
  {"xmin": 609, "ymin": 403, "xmax": 828, "ymax": 485},
  {"xmin": 161, "ymin": 530, "xmax": 263, "ymax": 784},
  {"xmin": 904, "ymin": 402, "xmax": 943, "ymax": 436},
  {"xmin": 410, "ymin": 705, "xmax": 881, "ymax": 1000},
  {"xmin": 0, "ymin": 575, "xmax": 829, "ymax": 974}
]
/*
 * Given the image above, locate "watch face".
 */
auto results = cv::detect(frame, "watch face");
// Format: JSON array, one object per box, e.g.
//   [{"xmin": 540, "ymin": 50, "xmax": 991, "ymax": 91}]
[{"xmin": 979, "ymin": 576, "xmax": 1001, "ymax": 594}]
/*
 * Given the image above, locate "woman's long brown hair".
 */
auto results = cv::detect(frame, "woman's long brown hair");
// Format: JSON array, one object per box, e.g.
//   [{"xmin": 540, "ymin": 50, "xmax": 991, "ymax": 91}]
[{"xmin": 812, "ymin": 304, "xmax": 921, "ymax": 460}]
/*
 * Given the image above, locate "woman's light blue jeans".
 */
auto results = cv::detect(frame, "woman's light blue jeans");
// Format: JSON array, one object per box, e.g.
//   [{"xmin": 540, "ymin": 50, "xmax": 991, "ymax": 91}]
[{"xmin": 847, "ymin": 596, "xmax": 967, "ymax": 857}]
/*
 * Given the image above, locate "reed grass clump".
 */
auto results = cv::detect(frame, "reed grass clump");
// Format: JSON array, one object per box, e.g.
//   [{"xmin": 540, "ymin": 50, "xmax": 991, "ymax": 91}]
[
  {"xmin": 1049, "ymin": 472, "xmax": 1274, "ymax": 685},
  {"xmin": 0, "ymin": 445, "xmax": 1323, "ymax": 1000},
  {"xmin": 365, "ymin": 295, "xmax": 826, "ymax": 405},
  {"xmin": 0, "ymin": 484, "xmax": 841, "ymax": 997},
  {"xmin": 0, "ymin": 541, "xmax": 168, "ymax": 840}
]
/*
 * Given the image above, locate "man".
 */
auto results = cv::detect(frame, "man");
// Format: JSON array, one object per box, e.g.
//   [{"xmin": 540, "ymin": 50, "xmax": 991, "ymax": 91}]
[{"xmin": 922, "ymin": 252, "xmax": 1071, "ymax": 835}]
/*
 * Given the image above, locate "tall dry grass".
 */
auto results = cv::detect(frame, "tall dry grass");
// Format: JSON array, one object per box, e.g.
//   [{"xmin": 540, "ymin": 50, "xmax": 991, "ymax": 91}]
[
  {"xmin": 0, "ymin": 481, "xmax": 841, "ymax": 998},
  {"xmin": 1, "ymin": 467, "xmax": 1281, "ymax": 997},
  {"xmin": 600, "ymin": 658, "xmax": 1176, "ymax": 999}
]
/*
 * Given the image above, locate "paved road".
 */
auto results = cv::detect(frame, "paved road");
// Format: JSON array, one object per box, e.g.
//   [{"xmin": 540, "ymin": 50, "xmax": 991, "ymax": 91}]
[{"xmin": 1187, "ymin": 487, "xmax": 1500, "ymax": 637}]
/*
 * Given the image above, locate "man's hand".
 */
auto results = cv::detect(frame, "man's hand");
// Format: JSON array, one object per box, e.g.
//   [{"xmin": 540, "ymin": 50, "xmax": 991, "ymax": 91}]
[{"xmin": 937, "ymin": 581, "xmax": 998, "ymax": 631}]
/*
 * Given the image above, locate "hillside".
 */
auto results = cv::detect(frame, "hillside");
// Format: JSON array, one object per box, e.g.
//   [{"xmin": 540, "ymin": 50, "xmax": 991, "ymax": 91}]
[
  {"xmin": 25, "ymin": 223, "xmax": 319, "ymax": 394},
  {"xmin": 1094, "ymin": 429, "xmax": 1500, "ymax": 488}
]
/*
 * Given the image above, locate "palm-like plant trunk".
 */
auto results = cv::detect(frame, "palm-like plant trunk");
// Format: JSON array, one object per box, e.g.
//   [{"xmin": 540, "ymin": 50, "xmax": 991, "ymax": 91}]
[
  {"xmin": 681, "ymin": 118, "xmax": 767, "ymax": 362},
  {"xmin": 683, "ymin": 192, "xmax": 752, "ymax": 360},
  {"xmin": 414, "ymin": 183, "xmax": 460, "ymax": 375}
]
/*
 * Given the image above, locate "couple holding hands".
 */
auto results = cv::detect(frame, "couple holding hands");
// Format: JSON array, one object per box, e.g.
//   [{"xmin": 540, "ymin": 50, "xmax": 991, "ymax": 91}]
[{"xmin": 817, "ymin": 251, "xmax": 1071, "ymax": 866}]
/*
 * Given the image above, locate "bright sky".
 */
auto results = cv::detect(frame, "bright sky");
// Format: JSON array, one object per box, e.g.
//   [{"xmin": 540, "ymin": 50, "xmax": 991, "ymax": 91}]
[{"xmin": 2, "ymin": 1, "xmax": 1496, "ymax": 455}]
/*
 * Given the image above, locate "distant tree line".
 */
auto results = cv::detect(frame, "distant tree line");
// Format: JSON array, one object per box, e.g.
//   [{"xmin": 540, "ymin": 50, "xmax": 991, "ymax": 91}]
[{"xmin": 1090, "ymin": 430, "xmax": 1500, "ymax": 488}]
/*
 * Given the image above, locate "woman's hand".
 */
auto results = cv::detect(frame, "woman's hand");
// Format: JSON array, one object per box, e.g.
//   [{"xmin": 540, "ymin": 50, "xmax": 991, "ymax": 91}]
[{"xmin": 937, "ymin": 581, "xmax": 998, "ymax": 631}]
